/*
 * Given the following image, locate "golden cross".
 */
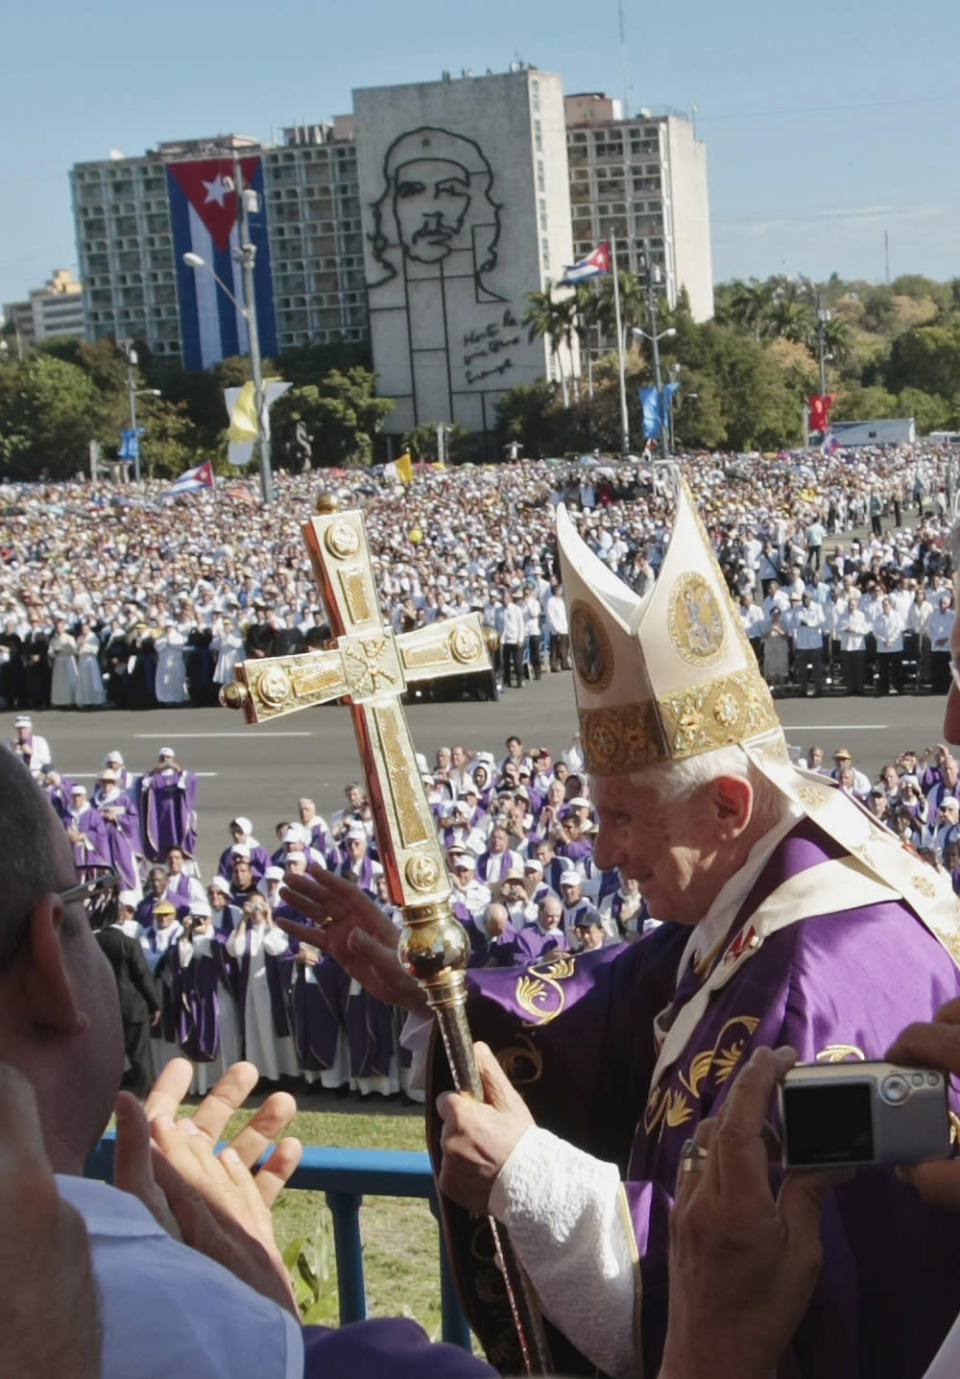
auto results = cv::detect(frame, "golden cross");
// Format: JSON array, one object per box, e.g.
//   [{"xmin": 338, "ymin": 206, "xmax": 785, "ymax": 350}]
[{"xmin": 220, "ymin": 497, "xmax": 490, "ymax": 910}]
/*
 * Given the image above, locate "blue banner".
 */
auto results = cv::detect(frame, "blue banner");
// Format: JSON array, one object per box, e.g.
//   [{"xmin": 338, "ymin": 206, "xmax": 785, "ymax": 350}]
[
  {"xmin": 640, "ymin": 386, "xmax": 661, "ymax": 440},
  {"xmin": 119, "ymin": 427, "xmax": 144, "ymax": 460}
]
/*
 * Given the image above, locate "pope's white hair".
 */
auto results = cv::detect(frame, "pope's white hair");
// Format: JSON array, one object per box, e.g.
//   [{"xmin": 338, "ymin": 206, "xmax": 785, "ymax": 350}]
[{"xmin": 627, "ymin": 742, "xmax": 789, "ymax": 827}]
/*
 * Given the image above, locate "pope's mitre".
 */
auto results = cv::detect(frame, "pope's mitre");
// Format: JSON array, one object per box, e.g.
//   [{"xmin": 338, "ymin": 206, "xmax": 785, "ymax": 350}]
[{"xmin": 556, "ymin": 477, "xmax": 785, "ymax": 776}]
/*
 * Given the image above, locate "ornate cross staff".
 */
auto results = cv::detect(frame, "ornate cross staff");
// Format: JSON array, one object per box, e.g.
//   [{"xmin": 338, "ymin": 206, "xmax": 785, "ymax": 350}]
[{"xmin": 222, "ymin": 494, "xmax": 550, "ymax": 1374}]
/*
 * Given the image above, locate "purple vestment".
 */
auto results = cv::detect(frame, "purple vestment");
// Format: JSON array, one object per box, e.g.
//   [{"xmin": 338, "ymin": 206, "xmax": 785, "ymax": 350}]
[
  {"xmin": 140, "ymin": 768, "xmax": 198, "ymax": 863},
  {"xmin": 345, "ymin": 985, "xmax": 396, "ymax": 1080},
  {"xmin": 94, "ymin": 792, "xmax": 142, "ymax": 891},
  {"xmin": 67, "ymin": 805, "xmax": 111, "ymax": 877},
  {"xmin": 176, "ymin": 936, "xmax": 224, "ymax": 1062},
  {"xmin": 456, "ymin": 818, "xmax": 960, "ymax": 1378}
]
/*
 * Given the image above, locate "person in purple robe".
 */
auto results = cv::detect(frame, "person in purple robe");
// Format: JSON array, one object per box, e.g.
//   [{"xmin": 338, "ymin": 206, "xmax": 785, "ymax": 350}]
[
  {"xmin": 138, "ymin": 747, "xmax": 198, "ymax": 864},
  {"xmin": 92, "ymin": 768, "xmax": 142, "ymax": 892},
  {"xmin": 63, "ymin": 784, "xmax": 111, "ymax": 880},
  {"xmin": 164, "ymin": 845, "xmax": 206, "ymax": 909},
  {"xmin": 174, "ymin": 902, "xmax": 240, "ymax": 1095},
  {"xmin": 337, "ymin": 824, "xmax": 378, "ymax": 897},
  {"xmin": 476, "ymin": 824, "xmax": 523, "ymax": 889},
  {"xmin": 134, "ymin": 865, "xmax": 187, "ymax": 930},
  {"xmin": 216, "ymin": 816, "xmax": 272, "ymax": 881},
  {"xmin": 512, "ymin": 894, "xmax": 567, "ymax": 964},
  {"xmin": 279, "ymin": 477, "xmax": 960, "ymax": 1379}
]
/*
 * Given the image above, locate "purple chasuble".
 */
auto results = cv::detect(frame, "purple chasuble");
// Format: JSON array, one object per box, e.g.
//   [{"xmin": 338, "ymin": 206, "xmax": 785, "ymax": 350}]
[
  {"xmin": 461, "ymin": 819, "xmax": 960, "ymax": 1379},
  {"xmin": 177, "ymin": 936, "xmax": 222, "ymax": 1062},
  {"xmin": 140, "ymin": 768, "xmax": 198, "ymax": 862}
]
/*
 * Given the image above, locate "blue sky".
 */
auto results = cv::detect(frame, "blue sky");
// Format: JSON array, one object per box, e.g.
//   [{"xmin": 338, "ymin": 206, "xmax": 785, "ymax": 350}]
[{"xmin": 1, "ymin": 0, "xmax": 957, "ymax": 306}]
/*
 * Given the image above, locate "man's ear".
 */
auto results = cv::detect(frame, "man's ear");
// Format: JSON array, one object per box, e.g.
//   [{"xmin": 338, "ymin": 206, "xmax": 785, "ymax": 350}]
[
  {"xmin": 710, "ymin": 774, "xmax": 754, "ymax": 839},
  {"xmin": 21, "ymin": 897, "xmax": 89, "ymax": 1037}
]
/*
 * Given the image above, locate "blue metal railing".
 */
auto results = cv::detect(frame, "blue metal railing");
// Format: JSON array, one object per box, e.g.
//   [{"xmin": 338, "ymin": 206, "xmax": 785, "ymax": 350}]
[{"xmin": 86, "ymin": 1135, "xmax": 472, "ymax": 1351}]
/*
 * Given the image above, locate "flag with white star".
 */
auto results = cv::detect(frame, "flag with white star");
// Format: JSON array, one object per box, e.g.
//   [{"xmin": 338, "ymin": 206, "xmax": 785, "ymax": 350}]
[{"xmin": 166, "ymin": 156, "xmax": 278, "ymax": 371}]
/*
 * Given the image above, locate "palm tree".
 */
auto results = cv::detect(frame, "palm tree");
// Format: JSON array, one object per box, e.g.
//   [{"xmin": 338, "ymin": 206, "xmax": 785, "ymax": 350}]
[
  {"xmin": 769, "ymin": 297, "xmax": 815, "ymax": 346},
  {"xmin": 723, "ymin": 278, "xmax": 775, "ymax": 341},
  {"xmin": 594, "ymin": 269, "xmax": 647, "ymax": 353},
  {"xmin": 821, "ymin": 316, "xmax": 853, "ymax": 369},
  {"xmin": 523, "ymin": 289, "xmax": 577, "ymax": 405}
]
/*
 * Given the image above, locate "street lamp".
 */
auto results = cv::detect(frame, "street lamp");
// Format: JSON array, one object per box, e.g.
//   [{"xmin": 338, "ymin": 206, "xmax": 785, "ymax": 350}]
[
  {"xmin": 182, "ymin": 158, "xmax": 273, "ymax": 503},
  {"xmin": 631, "ymin": 326, "xmax": 677, "ymax": 459},
  {"xmin": 118, "ymin": 340, "xmax": 161, "ymax": 483}
]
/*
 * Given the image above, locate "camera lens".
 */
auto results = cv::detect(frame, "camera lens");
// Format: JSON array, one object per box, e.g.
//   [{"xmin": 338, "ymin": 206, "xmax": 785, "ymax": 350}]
[{"xmin": 881, "ymin": 1074, "xmax": 910, "ymax": 1105}]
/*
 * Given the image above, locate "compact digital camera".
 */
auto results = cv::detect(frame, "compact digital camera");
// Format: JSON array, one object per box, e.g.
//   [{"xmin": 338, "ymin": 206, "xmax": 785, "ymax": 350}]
[{"xmin": 779, "ymin": 1060, "xmax": 952, "ymax": 1169}]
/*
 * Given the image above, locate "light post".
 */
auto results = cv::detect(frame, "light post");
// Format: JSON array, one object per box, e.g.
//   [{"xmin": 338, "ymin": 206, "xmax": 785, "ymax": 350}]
[
  {"xmin": 118, "ymin": 339, "xmax": 160, "ymax": 482},
  {"xmin": 631, "ymin": 324, "xmax": 677, "ymax": 458},
  {"xmin": 183, "ymin": 155, "xmax": 273, "ymax": 503},
  {"xmin": 816, "ymin": 295, "xmax": 831, "ymax": 400}
]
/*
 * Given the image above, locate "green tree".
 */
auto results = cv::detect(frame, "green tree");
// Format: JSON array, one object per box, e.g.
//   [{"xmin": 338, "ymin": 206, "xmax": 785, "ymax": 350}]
[
  {"xmin": 271, "ymin": 367, "xmax": 394, "ymax": 468},
  {"xmin": 830, "ymin": 383, "xmax": 900, "ymax": 421},
  {"xmin": 897, "ymin": 387, "xmax": 951, "ymax": 435},
  {"xmin": 0, "ymin": 354, "xmax": 101, "ymax": 479},
  {"xmin": 523, "ymin": 289, "xmax": 576, "ymax": 401},
  {"xmin": 886, "ymin": 321, "xmax": 960, "ymax": 397}
]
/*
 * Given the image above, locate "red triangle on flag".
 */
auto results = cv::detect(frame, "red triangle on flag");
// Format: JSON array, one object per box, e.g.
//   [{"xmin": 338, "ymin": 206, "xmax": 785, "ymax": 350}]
[
  {"xmin": 166, "ymin": 157, "xmax": 259, "ymax": 253},
  {"xmin": 196, "ymin": 460, "xmax": 215, "ymax": 488}
]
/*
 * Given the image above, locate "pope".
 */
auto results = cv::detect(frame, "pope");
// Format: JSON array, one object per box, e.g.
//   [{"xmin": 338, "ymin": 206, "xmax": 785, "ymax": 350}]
[{"xmin": 281, "ymin": 477, "xmax": 960, "ymax": 1379}]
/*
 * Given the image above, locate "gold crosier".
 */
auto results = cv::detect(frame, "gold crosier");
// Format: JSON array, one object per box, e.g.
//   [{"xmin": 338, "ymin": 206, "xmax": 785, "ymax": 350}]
[{"xmin": 221, "ymin": 495, "xmax": 551, "ymax": 1374}]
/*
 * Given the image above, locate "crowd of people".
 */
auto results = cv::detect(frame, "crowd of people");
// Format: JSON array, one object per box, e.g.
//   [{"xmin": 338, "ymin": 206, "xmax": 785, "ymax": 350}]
[
  {"xmin": 9, "ymin": 445, "xmax": 960, "ymax": 1379},
  {"xmin": 0, "ymin": 440, "xmax": 957, "ymax": 708},
  {"xmin": 13, "ymin": 699, "xmax": 960, "ymax": 1104}
]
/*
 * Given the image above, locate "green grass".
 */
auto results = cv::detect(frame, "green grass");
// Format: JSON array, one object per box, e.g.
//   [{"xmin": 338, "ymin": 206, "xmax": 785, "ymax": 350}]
[{"xmin": 226, "ymin": 1105, "xmax": 447, "ymax": 1338}]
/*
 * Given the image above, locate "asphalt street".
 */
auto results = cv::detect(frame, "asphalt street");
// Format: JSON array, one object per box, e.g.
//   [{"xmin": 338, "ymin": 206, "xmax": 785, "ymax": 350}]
[{"xmin": 20, "ymin": 673, "xmax": 954, "ymax": 880}]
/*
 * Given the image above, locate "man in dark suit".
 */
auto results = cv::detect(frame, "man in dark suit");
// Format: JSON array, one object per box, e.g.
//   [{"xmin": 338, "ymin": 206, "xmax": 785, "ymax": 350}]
[{"xmin": 95, "ymin": 913, "xmax": 161, "ymax": 1098}]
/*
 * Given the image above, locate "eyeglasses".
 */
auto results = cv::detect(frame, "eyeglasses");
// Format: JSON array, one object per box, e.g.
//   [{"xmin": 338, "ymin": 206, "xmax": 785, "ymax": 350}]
[{"xmin": 59, "ymin": 871, "xmax": 122, "ymax": 927}]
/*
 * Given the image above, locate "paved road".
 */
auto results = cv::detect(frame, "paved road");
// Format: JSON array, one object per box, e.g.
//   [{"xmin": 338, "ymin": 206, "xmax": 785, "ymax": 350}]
[{"xmin": 18, "ymin": 676, "xmax": 952, "ymax": 880}]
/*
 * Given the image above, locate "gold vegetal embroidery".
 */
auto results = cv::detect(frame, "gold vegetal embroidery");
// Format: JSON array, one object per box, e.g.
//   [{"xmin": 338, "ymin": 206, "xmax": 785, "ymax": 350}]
[
  {"xmin": 815, "ymin": 1044, "xmax": 866, "ymax": 1063},
  {"xmin": 514, "ymin": 953, "xmax": 578, "ymax": 1028},
  {"xmin": 679, "ymin": 1016, "xmax": 761, "ymax": 1099},
  {"xmin": 913, "ymin": 873, "xmax": 937, "ymax": 899},
  {"xmin": 496, "ymin": 1034, "xmax": 544, "ymax": 1087},
  {"xmin": 665, "ymin": 1089, "xmax": 695, "ymax": 1128},
  {"xmin": 644, "ymin": 1085, "xmax": 694, "ymax": 1138},
  {"xmin": 797, "ymin": 785, "xmax": 824, "ymax": 808}
]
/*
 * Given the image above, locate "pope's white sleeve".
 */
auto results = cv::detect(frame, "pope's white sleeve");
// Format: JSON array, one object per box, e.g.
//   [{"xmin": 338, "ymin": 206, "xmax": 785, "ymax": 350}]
[{"xmin": 488, "ymin": 1125, "xmax": 639, "ymax": 1379}]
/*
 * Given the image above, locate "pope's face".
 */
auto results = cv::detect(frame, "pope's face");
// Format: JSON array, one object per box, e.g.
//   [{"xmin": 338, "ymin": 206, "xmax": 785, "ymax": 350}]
[
  {"xmin": 394, "ymin": 159, "xmax": 471, "ymax": 263},
  {"xmin": 592, "ymin": 775, "xmax": 725, "ymax": 927}
]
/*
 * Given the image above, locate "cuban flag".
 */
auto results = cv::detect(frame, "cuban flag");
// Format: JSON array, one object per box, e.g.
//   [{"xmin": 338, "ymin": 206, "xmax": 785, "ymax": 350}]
[
  {"xmin": 166, "ymin": 157, "xmax": 278, "ymax": 371},
  {"xmin": 164, "ymin": 459, "xmax": 216, "ymax": 498},
  {"xmin": 560, "ymin": 242, "xmax": 611, "ymax": 285}
]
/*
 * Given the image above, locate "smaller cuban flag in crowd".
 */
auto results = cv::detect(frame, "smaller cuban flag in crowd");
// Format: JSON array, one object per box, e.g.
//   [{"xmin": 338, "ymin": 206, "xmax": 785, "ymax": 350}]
[
  {"xmin": 165, "ymin": 459, "xmax": 216, "ymax": 498},
  {"xmin": 560, "ymin": 242, "xmax": 611, "ymax": 286}
]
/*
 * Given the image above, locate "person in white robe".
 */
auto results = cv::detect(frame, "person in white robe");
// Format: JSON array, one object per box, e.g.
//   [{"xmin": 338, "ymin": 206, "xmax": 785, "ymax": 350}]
[
  {"xmin": 226, "ymin": 895, "xmax": 298, "ymax": 1081},
  {"xmin": 75, "ymin": 623, "xmax": 106, "ymax": 708},
  {"xmin": 155, "ymin": 623, "xmax": 189, "ymax": 704},
  {"xmin": 49, "ymin": 620, "xmax": 79, "ymax": 708},
  {"xmin": 211, "ymin": 616, "xmax": 245, "ymax": 688}
]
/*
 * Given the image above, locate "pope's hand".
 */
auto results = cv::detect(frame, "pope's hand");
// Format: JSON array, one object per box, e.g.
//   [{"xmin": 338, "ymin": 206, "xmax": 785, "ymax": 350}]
[
  {"xmin": 436, "ymin": 1042, "xmax": 534, "ymax": 1215},
  {"xmin": 278, "ymin": 864, "xmax": 428, "ymax": 1017}
]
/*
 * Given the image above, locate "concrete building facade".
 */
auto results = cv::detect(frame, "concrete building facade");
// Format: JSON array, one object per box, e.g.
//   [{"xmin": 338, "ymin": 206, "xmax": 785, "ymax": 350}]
[
  {"xmin": 565, "ymin": 93, "xmax": 714, "ymax": 324},
  {"xmin": 353, "ymin": 68, "xmax": 576, "ymax": 441},
  {"xmin": 3, "ymin": 268, "xmax": 86, "ymax": 346}
]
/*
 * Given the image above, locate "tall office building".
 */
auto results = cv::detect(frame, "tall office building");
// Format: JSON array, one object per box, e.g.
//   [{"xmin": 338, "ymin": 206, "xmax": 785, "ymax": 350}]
[
  {"xmin": 4, "ymin": 268, "xmax": 86, "ymax": 346},
  {"xmin": 565, "ymin": 93, "xmax": 714, "ymax": 323},
  {"xmin": 71, "ymin": 126, "xmax": 364, "ymax": 362}
]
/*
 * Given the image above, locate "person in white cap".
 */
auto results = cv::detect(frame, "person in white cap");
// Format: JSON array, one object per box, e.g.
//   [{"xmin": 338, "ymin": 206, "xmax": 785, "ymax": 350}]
[
  {"xmin": 102, "ymin": 750, "xmax": 135, "ymax": 797},
  {"xmin": 64, "ymin": 784, "xmax": 111, "ymax": 881},
  {"xmin": 284, "ymin": 473, "xmax": 960, "ymax": 1379},
  {"xmin": 217, "ymin": 817, "xmax": 271, "ymax": 881},
  {"xmin": 9, "ymin": 714, "xmax": 51, "ymax": 777},
  {"xmin": 498, "ymin": 869, "xmax": 538, "ymax": 929},
  {"xmin": 154, "ymin": 621, "xmax": 189, "ymax": 705},
  {"xmin": 138, "ymin": 748, "xmax": 198, "ymax": 866},
  {"xmin": 93, "ymin": 768, "xmax": 142, "ymax": 893},
  {"xmin": 259, "ymin": 866, "xmax": 286, "ymax": 909}
]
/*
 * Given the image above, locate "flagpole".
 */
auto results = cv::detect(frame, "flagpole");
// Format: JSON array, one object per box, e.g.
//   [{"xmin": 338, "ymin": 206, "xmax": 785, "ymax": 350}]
[{"xmin": 611, "ymin": 231, "xmax": 630, "ymax": 456}]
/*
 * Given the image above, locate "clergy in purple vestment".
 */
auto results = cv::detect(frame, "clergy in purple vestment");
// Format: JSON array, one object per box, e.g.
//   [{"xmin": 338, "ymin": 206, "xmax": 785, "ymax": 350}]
[
  {"xmin": 422, "ymin": 489, "xmax": 960, "ymax": 1379},
  {"xmin": 217, "ymin": 816, "xmax": 272, "ymax": 881},
  {"xmin": 93, "ymin": 769, "xmax": 143, "ymax": 892},
  {"xmin": 338, "ymin": 824, "xmax": 378, "ymax": 897},
  {"xmin": 139, "ymin": 748, "xmax": 198, "ymax": 863},
  {"xmin": 476, "ymin": 825, "xmax": 523, "ymax": 889},
  {"xmin": 64, "ymin": 784, "xmax": 112, "ymax": 880}
]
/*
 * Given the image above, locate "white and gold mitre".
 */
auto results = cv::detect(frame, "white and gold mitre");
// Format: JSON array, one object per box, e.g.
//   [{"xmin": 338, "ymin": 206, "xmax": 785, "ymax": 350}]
[{"xmin": 557, "ymin": 475, "xmax": 785, "ymax": 776}]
